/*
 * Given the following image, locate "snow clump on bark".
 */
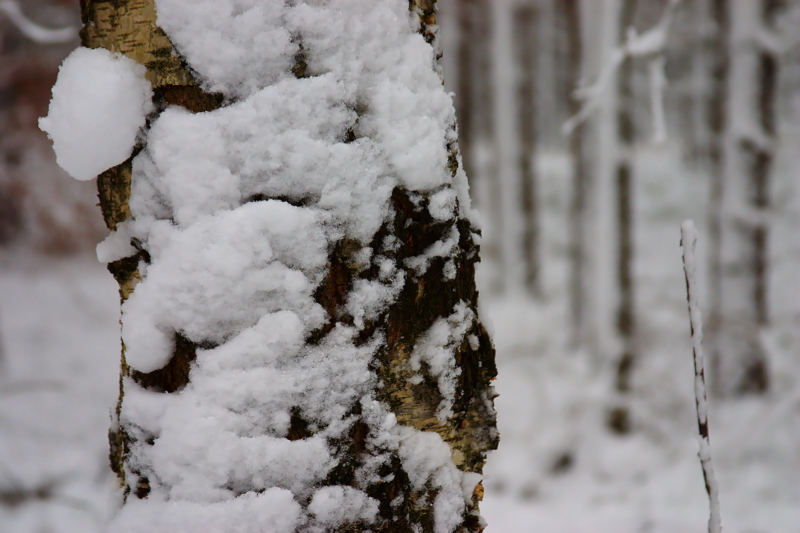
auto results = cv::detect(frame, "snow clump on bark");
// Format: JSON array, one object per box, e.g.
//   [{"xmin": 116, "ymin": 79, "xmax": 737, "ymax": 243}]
[{"xmin": 39, "ymin": 47, "xmax": 153, "ymax": 181}]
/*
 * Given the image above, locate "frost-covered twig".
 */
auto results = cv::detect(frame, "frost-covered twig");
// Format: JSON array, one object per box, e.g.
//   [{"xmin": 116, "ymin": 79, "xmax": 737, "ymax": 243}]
[
  {"xmin": 680, "ymin": 220, "xmax": 721, "ymax": 533},
  {"xmin": 562, "ymin": 0, "xmax": 681, "ymax": 139},
  {"xmin": 0, "ymin": 0, "xmax": 76, "ymax": 44}
]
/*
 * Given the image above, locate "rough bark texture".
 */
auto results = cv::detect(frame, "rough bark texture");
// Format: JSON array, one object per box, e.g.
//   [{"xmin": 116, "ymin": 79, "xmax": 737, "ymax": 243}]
[{"xmin": 84, "ymin": 1, "xmax": 496, "ymax": 530}]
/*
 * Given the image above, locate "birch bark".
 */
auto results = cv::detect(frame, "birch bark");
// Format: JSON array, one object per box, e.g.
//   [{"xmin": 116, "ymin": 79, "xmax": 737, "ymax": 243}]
[{"xmin": 81, "ymin": 1, "xmax": 497, "ymax": 530}]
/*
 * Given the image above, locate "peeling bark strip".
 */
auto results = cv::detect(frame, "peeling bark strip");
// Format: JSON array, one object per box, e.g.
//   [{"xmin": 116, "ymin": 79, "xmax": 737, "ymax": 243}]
[{"xmin": 84, "ymin": 0, "xmax": 496, "ymax": 531}]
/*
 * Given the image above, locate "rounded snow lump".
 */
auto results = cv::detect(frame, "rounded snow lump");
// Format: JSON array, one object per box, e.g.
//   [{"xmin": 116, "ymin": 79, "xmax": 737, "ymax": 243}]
[{"xmin": 39, "ymin": 47, "xmax": 153, "ymax": 181}]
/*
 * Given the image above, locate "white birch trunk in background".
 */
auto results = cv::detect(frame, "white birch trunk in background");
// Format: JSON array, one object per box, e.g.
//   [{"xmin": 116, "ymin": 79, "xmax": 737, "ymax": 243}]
[
  {"xmin": 705, "ymin": 0, "xmax": 730, "ymax": 397},
  {"xmin": 562, "ymin": 0, "xmax": 595, "ymax": 351},
  {"xmin": 713, "ymin": 0, "xmax": 782, "ymax": 395},
  {"xmin": 452, "ymin": 0, "xmax": 505, "ymax": 294},
  {"xmin": 590, "ymin": 0, "xmax": 624, "ymax": 365},
  {"xmin": 607, "ymin": 0, "xmax": 639, "ymax": 435},
  {"xmin": 513, "ymin": 1, "xmax": 542, "ymax": 298},
  {"xmin": 492, "ymin": 0, "xmax": 526, "ymax": 295}
]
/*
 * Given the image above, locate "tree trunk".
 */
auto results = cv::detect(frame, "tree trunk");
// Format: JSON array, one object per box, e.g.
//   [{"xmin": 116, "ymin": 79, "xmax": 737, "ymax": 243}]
[
  {"xmin": 81, "ymin": 1, "xmax": 497, "ymax": 531},
  {"xmin": 455, "ymin": 0, "xmax": 503, "ymax": 293},
  {"xmin": 561, "ymin": 0, "xmax": 591, "ymax": 348},
  {"xmin": 705, "ymin": 0, "xmax": 730, "ymax": 397},
  {"xmin": 608, "ymin": 0, "xmax": 638, "ymax": 436},
  {"xmin": 513, "ymin": 2, "xmax": 541, "ymax": 298},
  {"xmin": 711, "ymin": 0, "xmax": 783, "ymax": 396}
]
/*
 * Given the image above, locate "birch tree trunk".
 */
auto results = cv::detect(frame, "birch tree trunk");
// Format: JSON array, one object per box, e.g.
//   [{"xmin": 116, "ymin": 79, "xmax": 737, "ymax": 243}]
[
  {"xmin": 561, "ymin": 0, "xmax": 592, "ymax": 349},
  {"xmin": 80, "ymin": 0, "xmax": 497, "ymax": 530},
  {"xmin": 455, "ymin": 0, "xmax": 503, "ymax": 294},
  {"xmin": 512, "ymin": 1, "xmax": 541, "ymax": 298},
  {"xmin": 711, "ymin": 0, "xmax": 783, "ymax": 395},
  {"xmin": 608, "ymin": 0, "xmax": 638, "ymax": 435},
  {"xmin": 705, "ymin": 0, "xmax": 730, "ymax": 397}
]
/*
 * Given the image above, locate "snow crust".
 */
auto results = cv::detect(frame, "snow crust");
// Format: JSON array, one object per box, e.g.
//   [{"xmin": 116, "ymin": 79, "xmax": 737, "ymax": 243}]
[
  {"xmin": 39, "ymin": 47, "xmax": 153, "ymax": 181},
  {"xmin": 100, "ymin": 0, "xmax": 479, "ymax": 530}
]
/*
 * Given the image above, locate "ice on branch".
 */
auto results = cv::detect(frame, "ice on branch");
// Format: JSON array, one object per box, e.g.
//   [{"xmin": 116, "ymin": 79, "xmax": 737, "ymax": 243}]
[{"xmin": 39, "ymin": 47, "xmax": 153, "ymax": 181}]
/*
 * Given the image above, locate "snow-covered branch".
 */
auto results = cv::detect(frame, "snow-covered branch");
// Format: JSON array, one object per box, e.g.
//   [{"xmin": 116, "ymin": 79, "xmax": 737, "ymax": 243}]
[
  {"xmin": 0, "ymin": 0, "xmax": 76, "ymax": 44},
  {"xmin": 680, "ymin": 220, "xmax": 722, "ymax": 533},
  {"xmin": 562, "ymin": 0, "xmax": 681, "ymax": 139},
  {"xmin": 755, "ymin": 2, "xmax": 800, "ymax": 55}
]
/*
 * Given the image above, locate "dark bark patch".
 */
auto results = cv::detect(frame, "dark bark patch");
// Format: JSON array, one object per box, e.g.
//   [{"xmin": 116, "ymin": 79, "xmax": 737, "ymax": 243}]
[
  {"xmin": 309, "ymin": 238, "xmax": 363, "ymax": 342},
  {"xmin": 130, "ymin": 333, "xmax": 198, "ymax": 393},
  {"xmin": 155, "ymin": 84, "xmax": 223, "ymax": 113},
  {"xmin": 107, "ymin": 254, "xmax": 140, "ymax": 287},
  {"xmin": 287, "ymin": 408, "xmax": 313, "ymax": 441},
  {"xmin": 134, "ymin": 477, "xmax": 151, "ymax": 499}
]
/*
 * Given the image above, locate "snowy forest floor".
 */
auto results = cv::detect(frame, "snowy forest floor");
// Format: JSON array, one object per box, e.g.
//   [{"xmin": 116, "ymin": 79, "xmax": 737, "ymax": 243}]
[
  {"xmin": 0, "ymin": 145, "xmax": 798, "ymax": 532},
  {"xmin": 1, "ymin": 255, "xmax": 797, "ymax": 532}
]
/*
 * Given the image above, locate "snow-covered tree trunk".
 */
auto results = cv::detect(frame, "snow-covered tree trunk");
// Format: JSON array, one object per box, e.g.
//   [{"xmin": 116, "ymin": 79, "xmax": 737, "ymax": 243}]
[
  {"xmin": 710, "ymin": 0, "xmax": 783, "ymax": 396},
  {"xmin": 63, "ymin": 1, "xmax": 498, "ymax": 531},
  {"xmin": 512, "ymin": 1, "xmax": 541, "ymax": 298}
]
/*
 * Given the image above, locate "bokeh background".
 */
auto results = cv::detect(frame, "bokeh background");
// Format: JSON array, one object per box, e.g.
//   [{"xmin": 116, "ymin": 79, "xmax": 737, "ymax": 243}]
[{"xmin": 1, "ymin": 0, "xmax": 798, "ymax": 531}]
